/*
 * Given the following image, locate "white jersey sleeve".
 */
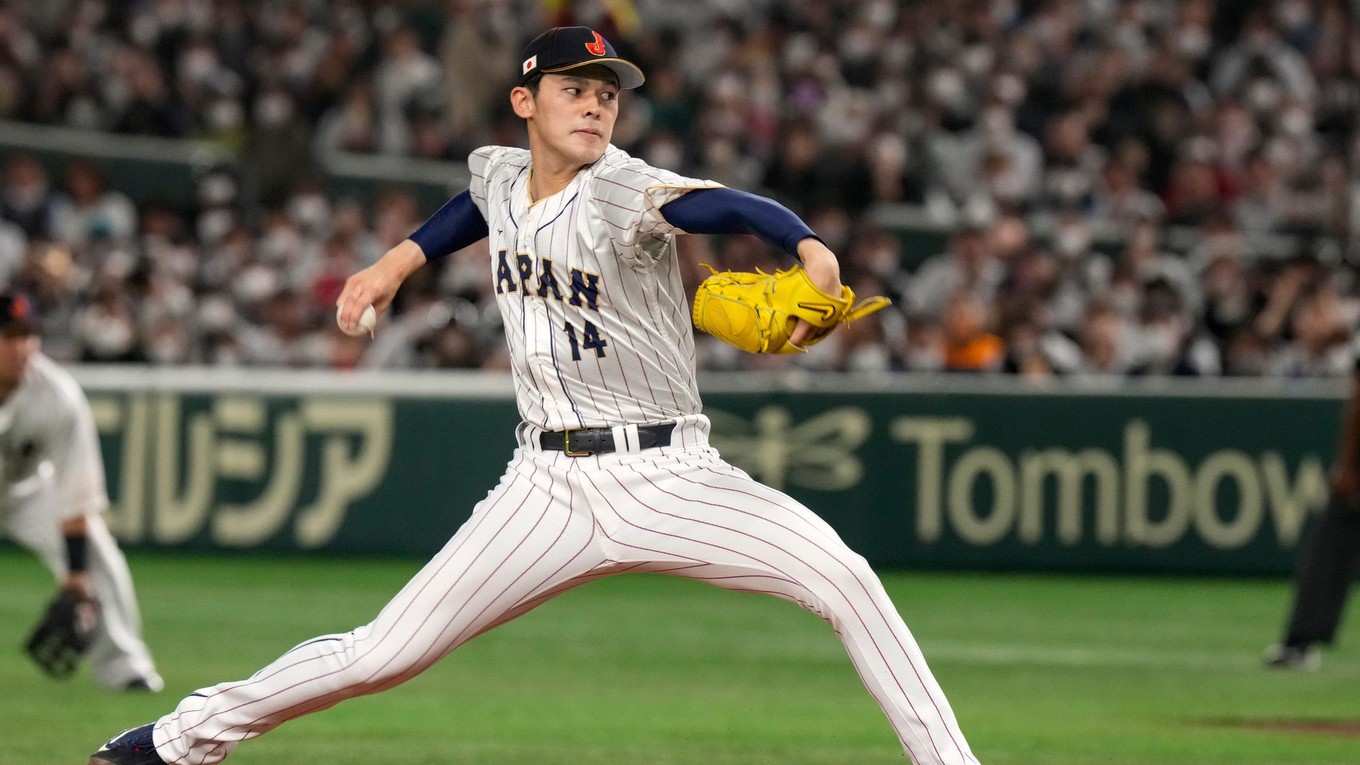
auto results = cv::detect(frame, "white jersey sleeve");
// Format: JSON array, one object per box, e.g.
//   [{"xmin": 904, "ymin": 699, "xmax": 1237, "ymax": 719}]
[
  {"xmin": 468, "ymin": 146, "xmax": 531, "ymax": 220},
  {"xmin": 591, "ymin": 156, "xmax": 723, "ymax": 252}
]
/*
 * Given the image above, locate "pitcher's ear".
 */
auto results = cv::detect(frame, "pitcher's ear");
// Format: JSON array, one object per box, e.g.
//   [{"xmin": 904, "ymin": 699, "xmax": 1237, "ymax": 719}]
[{"xmin": 510, "ymin": 86, "xmax": 535, "ymax": 119}]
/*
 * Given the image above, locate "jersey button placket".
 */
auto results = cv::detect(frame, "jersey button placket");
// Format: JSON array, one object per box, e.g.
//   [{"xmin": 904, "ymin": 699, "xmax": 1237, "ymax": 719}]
[{"xmin": 520, "ymin": 203, "xmax": 558, "ymax": 393}]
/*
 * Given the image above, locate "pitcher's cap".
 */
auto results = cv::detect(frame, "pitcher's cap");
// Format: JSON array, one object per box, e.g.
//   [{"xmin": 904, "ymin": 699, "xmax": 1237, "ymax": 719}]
[{"xmin": 518, "ymin": 27, "xmax": 645, "ymax": 90}]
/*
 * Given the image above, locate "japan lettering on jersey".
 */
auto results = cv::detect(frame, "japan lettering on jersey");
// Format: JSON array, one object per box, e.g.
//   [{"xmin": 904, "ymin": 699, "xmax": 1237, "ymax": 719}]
[{"xmin": 468, "ymin": 145, "xmax": 722, "ymax": 432}]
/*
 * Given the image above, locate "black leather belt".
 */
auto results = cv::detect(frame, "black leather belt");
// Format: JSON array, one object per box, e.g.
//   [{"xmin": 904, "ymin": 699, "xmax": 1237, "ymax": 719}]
[{"xmin": 540, "ymin": 423, "xmax": 676, "ymax": 456}]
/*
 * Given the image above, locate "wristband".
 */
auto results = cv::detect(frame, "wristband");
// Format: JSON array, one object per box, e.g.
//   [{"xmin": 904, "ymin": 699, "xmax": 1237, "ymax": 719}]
[{"xmin": 64, "ymin": 534, "xmax": 88, "ymax": 573}]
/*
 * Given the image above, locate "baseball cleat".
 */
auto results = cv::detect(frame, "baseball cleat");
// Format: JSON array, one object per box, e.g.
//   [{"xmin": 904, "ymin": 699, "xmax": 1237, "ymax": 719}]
[
  {"xmin": 88, "ymin": 723, "xmax": 166, "ymax": 765},
  {"xmin": 123, "ymin": 673, "xmax": 165, "ymax": 693},
  {"xmin": 1262, "ymin": 643, "xmax": 1320, "ymax": 670}
]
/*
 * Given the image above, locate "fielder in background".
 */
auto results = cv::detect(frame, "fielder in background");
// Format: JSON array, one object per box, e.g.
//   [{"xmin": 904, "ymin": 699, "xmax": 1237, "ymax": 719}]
[
  {"xmin": 0, "ymin": 290, "xmax": 163, "ymax": 692},
  {"xmin": 90, "ymin": 27, "xmax": 979, "ymax": 765},
  {"xmin": 1265, "ymin": 352, "xmax": 1360, "ymax": 669}
]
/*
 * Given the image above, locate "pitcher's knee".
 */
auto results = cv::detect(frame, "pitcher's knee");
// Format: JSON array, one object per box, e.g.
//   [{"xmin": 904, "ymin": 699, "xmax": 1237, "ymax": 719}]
[
  {"xmin": 794, "ymin": 552, "xmax": 885, "ymax": 618},
  {"xmin": 828, "ymin": 551, "xmax": 879, "ymax": 590},
  {"xmin": 318, "ymin": 624, "xmax": 432, "ymax": 692}
]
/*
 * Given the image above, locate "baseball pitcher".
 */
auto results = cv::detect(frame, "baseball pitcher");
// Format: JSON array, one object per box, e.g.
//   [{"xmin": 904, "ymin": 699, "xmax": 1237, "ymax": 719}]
[{"xmin": 90, "ymin": 27, "xmax": 979, "ymax": 765}]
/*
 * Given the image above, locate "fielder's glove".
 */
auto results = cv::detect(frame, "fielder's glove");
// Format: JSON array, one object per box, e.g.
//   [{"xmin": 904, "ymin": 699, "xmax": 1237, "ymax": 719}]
[
  {"xmin": 24, "ymin": 589, "xmax": 98, "ymax": 678},
  {"xmin": 691, "ymin": 264, "xmax": 891, "ymax": 354}
]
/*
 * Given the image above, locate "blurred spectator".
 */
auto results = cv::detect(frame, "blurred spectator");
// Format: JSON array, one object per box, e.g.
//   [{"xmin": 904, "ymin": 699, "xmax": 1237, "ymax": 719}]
[
  {"xmin": 1001, "ymin": 316, "xmax": 1059, "ymax": 381},
  {"xmin": 642, "ymin": 64, "xmax": 695, "ymax": 143},
  {"xmin": 0, "ymin": 214, "xmax": 23, "ymax": 287},
  {"xmin": 75, "ymin": 282, "xmax": 141, "ymax": 363},
  {"xmin": 940, "ymin": 291, "xmax": 1005, "ymax": 374},
  {"xmin": 1268, "ymin": 282, "xmax": 1352, "ymax": 378},
  {"xmin": 1073, "ymin": 299, "xmax": 1136, "ymax": 378},
  {"xmin": 1223, "ymin": 327, "xmax": 1274, "ymax": 377},
  {"xmin": 439, "ymin": 0, "xmax": 517, "ymax": 154},
  {"xmin": 316, "ymin": 78, "xmax": 381, "ymax": 155},
  {"xmin": 372, "ymin": 25, "xmax": 442, "ymax": 155},
  {"xmin": 248, "ymin": 88, "xmax": 314, "ymax": 207},
  {"xmin": 902, "ymin": 314, "xmax": 945, "ymax": 374},
  {"xmin": 851, "ymin": 225, "xmax": 912, "ymax": 306},
  {"xmin": 1232, "ymin": 148, "xmax": 1289, "ymax": 233},
  {"xmin": 1254, "ymin": 255, "xmax": 1323, "ymax": 345},
  {"xmin": 50, "ymin": 161, "xmax": 137, "ymax": 249},
  {"xmin": 1114, "ymin": 220, "xmax": 1202, "ymax": 320},
  {"xmin": 112, "ymin": 50, "xmax": 190, "ymax": 137},
  {"xmin": 424, "ymin": 319, "xmax": 482, "ymax": 369},
  {"xmin": 302, "ymin": 231, "xmax": 362, "ymax": 320},
  {"xmin": 239, "ymin": 288, "xmax": 328, "ymax": 367},
  {"xmin": 1131, "ymin": 277, "xmax": 1220, "ymax": 376},
  {"xmin": 1, "ymin": 154, "xmax": 58, "ymax": 239},
  {"xmin": 1211, "ymin": 8, "xmax": 1317, "ymax": 113},
  {"xmin": 0, "ymin": 0, "xmax": 1347, "ymax": 381},
  {"xmin": 907, "ymin": 225, "xmax": 1003, "ymax": 318},
  {"xmin": 1040, "ymin": 110, "xmax": 1106, "ymax": 212},
  {"xmin": 763, "ymin": 118, "xmax": 872, "ymax": 214},
  {"xmin": 1091, "ymin": 155, "xmax": 1166, "ymax": 225},
  {"xmin": 1200, "ymin": 249, "xmax": 1256, "ymax": 345},
  {"xmin": 1163, "ymin": 153, "xmax": 1232, "ymax": 227}
]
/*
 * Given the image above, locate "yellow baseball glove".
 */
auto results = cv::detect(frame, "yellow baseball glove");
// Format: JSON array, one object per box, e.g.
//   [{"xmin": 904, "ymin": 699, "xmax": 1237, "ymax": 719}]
[{"xmin": 691, "ymin": 264, "xmax": 891, "ymax": 354}]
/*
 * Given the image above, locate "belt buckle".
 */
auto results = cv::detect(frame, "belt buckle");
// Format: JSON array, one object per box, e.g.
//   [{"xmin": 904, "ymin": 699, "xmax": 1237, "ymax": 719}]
[{"xmin": 563, "ymin": 429, "xmax": 592, "ymax": 457}]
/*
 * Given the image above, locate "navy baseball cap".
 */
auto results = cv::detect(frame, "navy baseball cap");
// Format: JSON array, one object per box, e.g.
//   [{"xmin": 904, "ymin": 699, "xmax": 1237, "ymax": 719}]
[
  {"xmin": 0, "ymin": 289, "xmax": 36, "ymax": 335},
  {"xmin": 518, "ymin": 27, "xmax": 645, "ymax": 90}
]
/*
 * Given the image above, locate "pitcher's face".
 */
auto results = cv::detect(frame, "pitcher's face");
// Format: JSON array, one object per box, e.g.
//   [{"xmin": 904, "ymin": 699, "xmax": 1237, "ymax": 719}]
[{"xmin": 517, "ymin": 70, "xmax": 620, "ymax": 167}]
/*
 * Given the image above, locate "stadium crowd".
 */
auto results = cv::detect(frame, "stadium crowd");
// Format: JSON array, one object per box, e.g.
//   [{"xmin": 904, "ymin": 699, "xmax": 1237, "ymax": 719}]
[{"xmin": 0, "ymin": 0, "xmax": 1356, "ymax": 378}]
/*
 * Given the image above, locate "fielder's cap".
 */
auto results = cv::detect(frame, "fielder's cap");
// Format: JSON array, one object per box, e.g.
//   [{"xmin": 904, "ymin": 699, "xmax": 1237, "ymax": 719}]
[
  {"xmin": 0, "ymin": 289, "xmax": 36, "ymax": 335},
  {"xmin": 518, "ymin": 27, "xmax": 645, "ymax": 90}
]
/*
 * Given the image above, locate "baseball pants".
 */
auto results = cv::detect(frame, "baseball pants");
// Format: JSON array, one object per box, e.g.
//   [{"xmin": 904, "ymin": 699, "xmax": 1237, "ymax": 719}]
[
  {"xmin": 152, "ymin": 417, "xmax": 979, "ymax": 765},
  {"xmin": 3, "ymin": 480, "xmax": 161, "ymax": 690}
]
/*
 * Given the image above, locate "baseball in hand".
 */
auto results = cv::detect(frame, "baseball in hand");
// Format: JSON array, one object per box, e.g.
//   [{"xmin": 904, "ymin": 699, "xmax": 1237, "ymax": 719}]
[{"xmin": 337, "ymin": 304, "xmax": 377, "ymax": 337}]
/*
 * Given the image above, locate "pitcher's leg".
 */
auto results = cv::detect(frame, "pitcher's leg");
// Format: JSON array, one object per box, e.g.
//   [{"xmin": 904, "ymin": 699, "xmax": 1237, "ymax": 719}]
[
  {"xmin": 683, "ymin": 557, "xmax": 976, "ymax": 765},
  {"xmin": 590, "ymin": 449, "xmax": 979, "ymax": 765},
  {"xmin": 155, "ymin": 453, "xmax": 605, "ymax": 765}
]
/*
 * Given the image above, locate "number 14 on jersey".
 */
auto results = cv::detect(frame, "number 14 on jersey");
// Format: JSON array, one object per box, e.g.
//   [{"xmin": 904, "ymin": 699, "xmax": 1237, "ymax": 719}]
[{"xmin": 564, "ymin": 320, "xmax": 608, "ymax": 360}]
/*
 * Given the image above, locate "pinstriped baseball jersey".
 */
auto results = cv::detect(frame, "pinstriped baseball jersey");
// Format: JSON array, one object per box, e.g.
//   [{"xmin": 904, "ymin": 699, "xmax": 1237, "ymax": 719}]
[
  {"xmin": 0, "ymin": 352, "xmax": 108, "ymax": 520},
  {"xmin": 468, "ymin": 144, "xmax": 721, "ymax": 431}
]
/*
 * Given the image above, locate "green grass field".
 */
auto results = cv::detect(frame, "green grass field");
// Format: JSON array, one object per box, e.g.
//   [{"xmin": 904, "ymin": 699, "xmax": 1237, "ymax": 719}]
[{"xmin": 2, "ymin": 548, "xmax": 1357, "ymax": 765}]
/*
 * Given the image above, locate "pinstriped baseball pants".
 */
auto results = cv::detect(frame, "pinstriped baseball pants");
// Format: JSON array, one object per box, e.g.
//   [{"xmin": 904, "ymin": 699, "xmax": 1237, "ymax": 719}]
[{"xmin": 152, "ymin": 427, "xmax": 979, "ymax": 765}]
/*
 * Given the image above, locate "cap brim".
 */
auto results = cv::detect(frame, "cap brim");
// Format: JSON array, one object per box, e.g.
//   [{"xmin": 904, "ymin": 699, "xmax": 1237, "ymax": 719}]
[{"xmin": 542, "ymin": 58, "xmax": 646, "ymax": 89}]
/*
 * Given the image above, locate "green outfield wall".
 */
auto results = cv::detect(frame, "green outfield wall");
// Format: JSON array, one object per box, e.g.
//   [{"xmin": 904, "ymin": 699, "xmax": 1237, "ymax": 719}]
[{"xmin": 71, "ymin": 368, "xmax": 1347, "ymax": 575}]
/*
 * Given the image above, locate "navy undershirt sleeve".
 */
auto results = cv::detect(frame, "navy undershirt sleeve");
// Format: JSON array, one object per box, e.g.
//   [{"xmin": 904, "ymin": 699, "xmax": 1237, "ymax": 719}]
[
  {"xmin": 659, "ymin": 188, "xmax": 820, "ymax": 259},
  {"xmin": 408, "ymin": 190, "xmax": 490, "ymax": 261}
]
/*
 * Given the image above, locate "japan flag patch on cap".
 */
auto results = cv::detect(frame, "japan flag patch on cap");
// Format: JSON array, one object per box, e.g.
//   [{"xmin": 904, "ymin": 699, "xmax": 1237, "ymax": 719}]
[{"xmin": 522, "ymin": 55, "xmax": 537, "ymax": 75}]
